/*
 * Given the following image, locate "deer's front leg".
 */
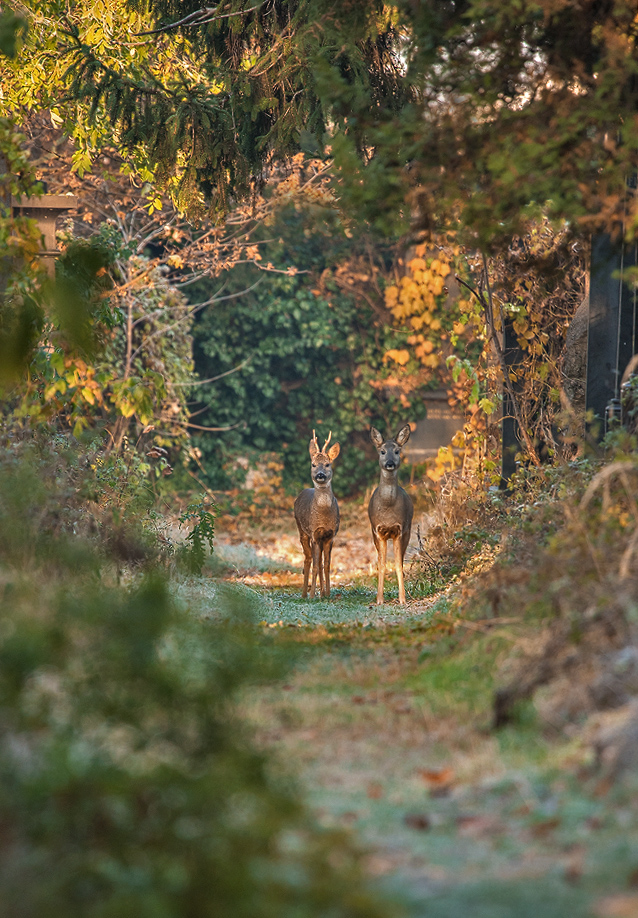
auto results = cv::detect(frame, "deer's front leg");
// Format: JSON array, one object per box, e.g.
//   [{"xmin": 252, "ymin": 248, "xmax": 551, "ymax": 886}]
[
  {"xmin": 323, "ymin": 539, "xmax": 333, "ymax": 598},
  {"xmin": 299, "ymin": 531, "xmax": 312, "ymax": 598},
  {"xmin": 393, "ymin": 533, "xmax": 406, "ymax": 604},
  {"xmin": 310, "ymin": 541, "xmax": 321, "ymax": 598},
  {"xmin": 317, "ymin": 543, "xmax": 326, "ymax": 597},
  {"xmin": 376, "ymin": 537, "xmax": 387, "ymax": 605}
]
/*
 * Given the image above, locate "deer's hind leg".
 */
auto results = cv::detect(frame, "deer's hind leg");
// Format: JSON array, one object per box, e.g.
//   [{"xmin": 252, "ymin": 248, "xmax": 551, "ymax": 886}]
[{"xmin": 298, "ymin": 530, "xmax": 312, "ymax": 598}]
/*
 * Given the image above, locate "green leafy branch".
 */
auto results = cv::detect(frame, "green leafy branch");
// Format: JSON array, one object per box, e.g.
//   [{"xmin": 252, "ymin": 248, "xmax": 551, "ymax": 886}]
[{"xmin": 179, "ymin": 498, "xmax": 216, "ymax": 574}]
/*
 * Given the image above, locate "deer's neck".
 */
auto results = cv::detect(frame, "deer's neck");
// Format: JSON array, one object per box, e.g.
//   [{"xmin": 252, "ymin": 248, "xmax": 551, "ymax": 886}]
[
  {"xmin": 378, "ymin": 468, "xmax": 399, "ymax": 503},
  {"xmin": 313, "ymin": 484, "xmax": 334, "ymax": 508}
]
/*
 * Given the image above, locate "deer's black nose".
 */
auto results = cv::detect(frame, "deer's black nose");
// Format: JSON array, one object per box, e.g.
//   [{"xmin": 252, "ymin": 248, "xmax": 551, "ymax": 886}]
[{"xmin": 315, "ymin": 471, "xmax": 327, "ymax": 481}]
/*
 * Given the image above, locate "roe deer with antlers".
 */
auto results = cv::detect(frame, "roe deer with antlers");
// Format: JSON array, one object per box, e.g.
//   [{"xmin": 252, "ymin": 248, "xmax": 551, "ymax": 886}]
[
  {"xmin": 294, "ymin": 430, "xmax": 340, "ymax": 598},
  {"xmin": 368, "ymin": 424, "xmax": 413, "ymax": 604}
]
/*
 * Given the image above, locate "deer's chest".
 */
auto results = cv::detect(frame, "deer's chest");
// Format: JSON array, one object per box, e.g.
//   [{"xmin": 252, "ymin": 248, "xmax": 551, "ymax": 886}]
[
  {"xmin": 309, "ymin": 491, "xmax": 338, "ymax": 533},
  {"xmin": 369, "ymin": 486, "xmax": 410, "ymax": 532}
]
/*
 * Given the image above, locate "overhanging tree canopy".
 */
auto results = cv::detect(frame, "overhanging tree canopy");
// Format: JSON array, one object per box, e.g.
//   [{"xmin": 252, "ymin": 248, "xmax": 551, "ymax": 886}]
[{"xmin": 5, "ymin": 0, "xmax": 638, "ymax": 246}]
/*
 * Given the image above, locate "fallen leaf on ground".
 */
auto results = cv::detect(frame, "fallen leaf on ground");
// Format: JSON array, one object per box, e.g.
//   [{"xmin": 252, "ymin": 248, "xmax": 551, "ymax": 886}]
[
  {"xmin": 528, "ymin": 816, "xmax": 561, "ymax": 839},
  {"xmin": 367, "ymin": 782, "xmax": 384, "ymax": 799},
  {"xmin": 418, "ymin": 766, "xmax": 455, "ymax": 786},
  {"xmin": 404, "ymin": 813, "xmax": 431, "ymax": 831}
]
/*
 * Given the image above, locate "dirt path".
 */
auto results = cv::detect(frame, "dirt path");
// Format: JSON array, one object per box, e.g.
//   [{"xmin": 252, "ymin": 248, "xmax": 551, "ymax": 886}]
[
  {"xmin": 206, "ymin": 505, "xmax": 638, "ymax": 918},
  {"xmin": 213, "ymin": 501, "xmax": 422, "ymax": 591}
]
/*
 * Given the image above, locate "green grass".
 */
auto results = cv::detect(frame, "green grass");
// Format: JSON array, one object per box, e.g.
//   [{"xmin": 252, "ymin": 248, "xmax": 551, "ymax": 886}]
[
  {"xmin": 204, "ymin": 541, "xmax": 296, "ymax": 575},
  {"xmin": 397, "ymin": 877, "xmax": 594, "ymax": 918},
  {"xmin": 174, "ymin": 576, "xmax": 638, "ymax": 918}
]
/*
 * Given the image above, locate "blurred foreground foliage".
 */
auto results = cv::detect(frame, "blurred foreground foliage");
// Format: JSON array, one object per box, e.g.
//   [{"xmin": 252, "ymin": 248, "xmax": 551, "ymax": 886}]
[{"xmin": 0, "ymin": 433, "xmax": 397, "ymax": 918}]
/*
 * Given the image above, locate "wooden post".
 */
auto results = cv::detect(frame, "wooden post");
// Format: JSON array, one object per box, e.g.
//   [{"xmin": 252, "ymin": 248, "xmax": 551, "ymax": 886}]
[
  {"xmin": 501, "ymin": 318, "xmax": 525, "ymax": 485},
  {"xmin": 11, "ymin": 194, "xmax": 78, "ymax": 275},
  {"xmin": 585, "ymin": 235, "xmax": 638, "ymax": 435}
]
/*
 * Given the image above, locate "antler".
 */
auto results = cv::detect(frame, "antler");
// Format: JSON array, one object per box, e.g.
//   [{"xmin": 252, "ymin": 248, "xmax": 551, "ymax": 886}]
[
  {"xmin": 311, "ymin": 428, "xmax": 318, "ymax": 448},
  {"xmin": 322, "ymin": 431, "xmax": 332, "ymax": 452}
]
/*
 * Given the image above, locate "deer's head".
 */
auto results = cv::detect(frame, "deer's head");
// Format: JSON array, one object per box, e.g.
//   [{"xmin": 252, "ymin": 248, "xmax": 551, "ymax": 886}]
[
  {"xmin": 309, "ymin": 430, "xmax": 340, "ymax": 487},
  {"xmin": 370, "ymin": 424, "xmax": 411, "ymax": 471}
]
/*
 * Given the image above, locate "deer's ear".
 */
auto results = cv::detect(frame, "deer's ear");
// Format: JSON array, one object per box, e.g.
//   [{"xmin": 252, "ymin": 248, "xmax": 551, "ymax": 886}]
[
  {"xmin": 327, "ymin": 443, "xmax": 340, "ymax": 461},
  {"xmin": 309, "ymin": 439, "xmax": 319, "ymax": 458},
  {"xmin": 370, "ymin": 427, "xmax": 384, "ymax": 450},
  {"xmin": 395, "ymin": 424, "xmax": 411, "ymax": 447}
]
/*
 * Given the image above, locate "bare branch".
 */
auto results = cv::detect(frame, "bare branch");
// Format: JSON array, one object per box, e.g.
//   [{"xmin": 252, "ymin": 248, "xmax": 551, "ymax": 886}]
[
  {"xmin": 184, "ymin": 420, "xmax": 246, "ymax": 432},
  {"xmin": 135, "ymin": 2, "xmax": 264, "ymax": 36},
  {"xmin": 173, "ymin": 355, "xmax": 253, "ymax": 387}
]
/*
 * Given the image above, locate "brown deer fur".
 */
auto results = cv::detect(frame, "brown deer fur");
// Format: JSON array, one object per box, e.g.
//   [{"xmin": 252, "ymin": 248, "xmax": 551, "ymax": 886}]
[
  {"xmin": 368, "ymin": 424, "xmax": 413, "ymax": 604},
  {"xmin": 294, "ymin": 431, "xmax": 340, "ymax": 598}
]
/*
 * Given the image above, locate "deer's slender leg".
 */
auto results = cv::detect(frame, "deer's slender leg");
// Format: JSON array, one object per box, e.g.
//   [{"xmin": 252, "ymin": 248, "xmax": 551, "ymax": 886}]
[
  {"xmin": 393, "ymin": 533, "xmax": 406, "ymax": 604},
  {"xmin": 299, "ymin": 531, "xmax": 312, "ymax": 598},
  {"xmin": 310, "ymin": 541, "xmax": 321, "ymax": 598},
  {"xmin": 317, "ymin": 542, "xmax": 326, "ymax": 597},
  {"xmin": 376, "ymin": 537, "xmax": 387, "ymax": 605},
  {"xmin": 323, "ymin": 539, "xmax": 333, "ymax": 598}
]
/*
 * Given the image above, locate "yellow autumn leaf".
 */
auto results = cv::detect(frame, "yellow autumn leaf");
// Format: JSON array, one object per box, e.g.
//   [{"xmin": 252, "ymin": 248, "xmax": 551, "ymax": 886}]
[
  {"xmin": 408, "ymin": 257, "xmax": 427, "ymax": 271},
  {"xmin": 119, "ymin": 402, "xmax": 136, "ymax": 418},
  {"xmin": 384, "ymin": 348, "xmax": 411, "ymax": 366},
  {"xmin": 385, "ymin": 285, "xmax": 398, "ymax": 305}
]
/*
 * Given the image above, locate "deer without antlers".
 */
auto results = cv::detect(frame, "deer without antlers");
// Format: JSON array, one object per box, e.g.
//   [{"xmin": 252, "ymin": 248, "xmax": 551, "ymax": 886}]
[
  {"xmin": 294, "ymin": 430, "xmax": 340, "ymax": 599},
  {"xmin": 368, "ymin": 424, "xmax": 413, "ymax": 604}
]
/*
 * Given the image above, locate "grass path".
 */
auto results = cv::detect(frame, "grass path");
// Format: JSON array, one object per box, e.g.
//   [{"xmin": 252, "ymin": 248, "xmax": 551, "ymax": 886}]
[{"xmin": 188, "ymin": 504, "xmax": 638, "ymax": 918}]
